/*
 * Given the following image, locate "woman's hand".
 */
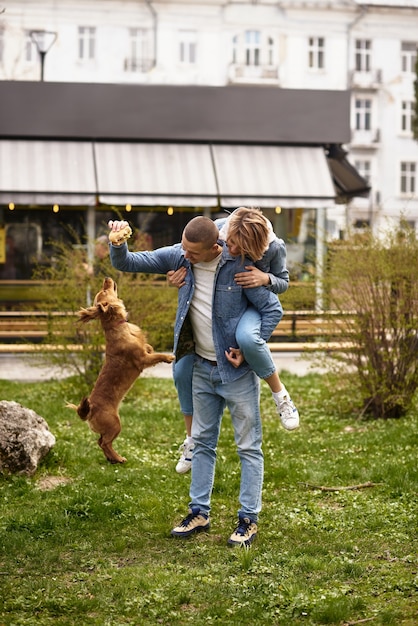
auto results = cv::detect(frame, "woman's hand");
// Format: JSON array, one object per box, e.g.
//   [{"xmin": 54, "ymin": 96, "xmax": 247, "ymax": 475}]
[
  {"xmin": 167, "ymin": 267, "xmax": 187, "ymax": 288},
  {"xmin": 225, "ymin": 347, "xmax": 244, "ymax": 368},
  {"xmin": 234, "ymin": 265, "xmax": 269, "ymax": 288}
]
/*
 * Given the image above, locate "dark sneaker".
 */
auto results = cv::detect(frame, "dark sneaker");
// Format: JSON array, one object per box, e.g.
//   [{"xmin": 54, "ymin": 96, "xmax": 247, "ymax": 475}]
[
  {"xmin": 228, "ymin": 515, "xmax": 258, "ymax": 547},
  {"xmin": 171, "ymin": 506, "xmax": 210, "ymax": 538}
]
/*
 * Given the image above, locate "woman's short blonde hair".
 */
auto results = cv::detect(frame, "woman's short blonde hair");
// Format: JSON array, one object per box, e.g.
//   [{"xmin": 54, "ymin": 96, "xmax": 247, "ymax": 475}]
[{"xmin": 227, "ymin": 207, "xmax": 270, "ymax": 261}]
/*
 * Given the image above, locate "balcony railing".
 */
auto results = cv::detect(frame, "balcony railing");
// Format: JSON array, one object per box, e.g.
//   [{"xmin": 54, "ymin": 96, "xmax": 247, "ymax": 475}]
[
  {"xmin": 350, "ymin": 128, "xmax": 380, "ymax": 147},
  {"xmin": 124, "ymin": 58, "xmax": 154, "ymax": 73},
  {"xmin": 350, "ymin": 69, "xmax": 382, "ymax": 89},
  {"xmin": 228, "ymin": 63, "xmax": 280, "ymax": 84}
]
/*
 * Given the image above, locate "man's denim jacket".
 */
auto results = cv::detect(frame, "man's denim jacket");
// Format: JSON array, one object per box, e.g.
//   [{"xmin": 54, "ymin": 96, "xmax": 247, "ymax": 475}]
[{"xmin": 110, "ymin": 241, "xmax": 283, "ymax": 383}]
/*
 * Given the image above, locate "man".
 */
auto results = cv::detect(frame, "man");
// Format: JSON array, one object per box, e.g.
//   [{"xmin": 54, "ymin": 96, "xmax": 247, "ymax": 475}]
[{"xmin": 108, "ymin": 216, "xmax": 282, "ymax": 546}]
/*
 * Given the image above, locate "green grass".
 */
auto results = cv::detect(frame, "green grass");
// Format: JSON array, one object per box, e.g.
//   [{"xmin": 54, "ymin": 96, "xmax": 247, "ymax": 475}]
[{"xmin": 0, "ymin": 373, "xmax": 417, "ymax": 626}]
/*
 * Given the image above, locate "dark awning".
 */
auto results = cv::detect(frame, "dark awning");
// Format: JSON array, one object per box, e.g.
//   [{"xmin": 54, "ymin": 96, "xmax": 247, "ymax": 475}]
[{"xmin": 326, "ymin": 145, "xmax": 370, "ymax": 203}]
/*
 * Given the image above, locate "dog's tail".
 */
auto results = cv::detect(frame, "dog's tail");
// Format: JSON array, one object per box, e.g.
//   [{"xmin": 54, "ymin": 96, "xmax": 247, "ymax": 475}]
[{"xmin": 65, "ymin": 397, "xmax": 91, "ymax": 421}]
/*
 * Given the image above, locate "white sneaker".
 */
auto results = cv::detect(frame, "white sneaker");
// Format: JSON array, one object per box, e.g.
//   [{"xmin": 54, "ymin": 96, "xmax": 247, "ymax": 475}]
[
  {"xmin": 175, "ymin": 438, "xmax": 194, "ymax": 474},
  {"xmin": 276, "ymin": 389, "xmax": 300, "ymax": 431}
]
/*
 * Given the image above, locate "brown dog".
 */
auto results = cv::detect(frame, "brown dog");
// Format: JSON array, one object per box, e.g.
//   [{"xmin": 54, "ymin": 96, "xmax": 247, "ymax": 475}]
[{"xmin": 67, "ymin": 276, "xmax": 175, "ymax": 463}]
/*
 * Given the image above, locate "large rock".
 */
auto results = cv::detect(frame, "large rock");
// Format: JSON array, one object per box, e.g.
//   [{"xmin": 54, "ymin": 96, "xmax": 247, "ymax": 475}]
[{"xmin": 0, "ymin": 400, "xmax": 56, "ymax": 476}]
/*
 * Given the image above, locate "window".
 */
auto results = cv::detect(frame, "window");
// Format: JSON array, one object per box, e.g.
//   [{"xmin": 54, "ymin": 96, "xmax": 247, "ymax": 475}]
[
  {"xmin": 267, "ymin": 37, "xmax": 274, "ymax": 66},
  {"xmin": 245, "ymin": 30, "xmax": 260, "ymax": 66},
  {"xmin": 400, "ymin": 162, "xmax": 416, "ymax": 194},
  {"xmin": 0, "ymin": 29, "xmax": 4, "ymax": 63},
  {"xmin": 179, "ymin": 30, "xmax": 197, "ymax": 64},
  {"xmin": 401, "ymin": 41, "xmax": 417, "ymax": 73},
  {"xmin": 355, "ymin": 98, "xmax": 372, "ymax": 130},
  {"xmin": 354, "ymin": 219, "xmax": 370, "ymax": 229},
  {"xmin": 24, "ymin": 31, "xmax": 36, "ymax": 62},
  {"xmin": 355, "ymin": 159, "xmax": 371, "ymax": 185},
  {"xmin": 401, "ymin": 101, "xmax": 414, "ymax": 133},
  {"xmin": 232, "ymin": 35, "xmax": 238, "ymax": 64},
  {"xmin": 230, "ymin": 31, "xmax": 277, "ymax": 69},
  {"xmin": 400, "ymin": 219, "xmax": 415, "ymax": 231},
  {"xmin": 126, "ymin": 28, "xmax": 150, "ymax": 72},
  {"xmin": 78, "ymin": 26, "xmax": 96, "ymax": 61},
  {"xmin": 308, "ymin": 37, "xmax": 325, "ymax": 69},
  {"xmin": 355, "ymin": 39, "xmax": 371, "ymax": 71}
]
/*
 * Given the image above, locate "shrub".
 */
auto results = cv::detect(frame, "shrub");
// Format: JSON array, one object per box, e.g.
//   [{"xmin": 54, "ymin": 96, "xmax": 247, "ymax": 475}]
[
  {"xmin": 32, "ymin": 233, "xmax": 178, "ymax": 388},
  {"xmin": 322, "ymin": 227, "xmax": 418, "ymax": 419}
]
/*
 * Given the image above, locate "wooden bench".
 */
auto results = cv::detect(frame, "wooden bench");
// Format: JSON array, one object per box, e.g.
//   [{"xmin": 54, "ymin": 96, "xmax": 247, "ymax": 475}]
[
  {"xmin": 0, "ymin": 311, "xmax": 75, "ymax": 342},
  {"xmin": 0, "ymin": 309, "xmax": 355, "ymax": 353},
  {"xmin": 267, "ymin": 310, "xmax": 356, "ymax": 352}
]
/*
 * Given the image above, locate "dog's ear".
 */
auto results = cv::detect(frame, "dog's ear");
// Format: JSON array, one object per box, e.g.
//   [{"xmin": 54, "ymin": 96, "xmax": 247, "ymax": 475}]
[
  {"xmin": 97, "ymin": 302, "xmax": 111, "ymax": 314},
  {"xmin": 77, "ymin": 306, "xmax": 101, "ymax": 324}
]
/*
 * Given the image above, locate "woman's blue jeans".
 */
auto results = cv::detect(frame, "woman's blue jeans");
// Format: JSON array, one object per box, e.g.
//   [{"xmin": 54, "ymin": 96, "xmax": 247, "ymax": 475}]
[
  {"xmin": 189, "ymin": 357, "xmax": 263, "ymax": 521},
  {"xmin": 235, "ymin": 306, "xmax": 276, "ymax": 380},
  {"xmin": 173, "ymin": 306, "xmax": 276, "ymax": 417}
]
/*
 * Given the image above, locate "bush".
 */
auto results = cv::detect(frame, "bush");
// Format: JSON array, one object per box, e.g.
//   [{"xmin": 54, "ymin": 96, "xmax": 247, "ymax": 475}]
[
  {"xmin": 32, "ymin": 234, "xmax": 178, "ymax": 388},
  {"xmin": 322, "ymin": 228, "xmax": 418, "ymax": 419}
]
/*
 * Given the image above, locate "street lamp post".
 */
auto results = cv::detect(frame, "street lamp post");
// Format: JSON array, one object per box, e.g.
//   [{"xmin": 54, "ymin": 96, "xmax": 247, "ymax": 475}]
[{"xmin": 30, "ymin": 30, "xmax": 57, "ymax": 81}]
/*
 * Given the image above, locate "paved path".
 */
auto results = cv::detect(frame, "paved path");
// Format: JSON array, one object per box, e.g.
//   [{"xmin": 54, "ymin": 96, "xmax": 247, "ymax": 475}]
[{"xmin": 0, "ymin": 352, "xmax": 325, "ymax": 383}]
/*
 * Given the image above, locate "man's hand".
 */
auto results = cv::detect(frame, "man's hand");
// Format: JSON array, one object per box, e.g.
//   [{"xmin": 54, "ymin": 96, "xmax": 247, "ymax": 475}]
[
  {"xmin": 225, "ymin": 347, "xmax": 244, "ymax": 368},
  {"xmin": 108, "ymin": 220, "xmax": 132, "ymax": 245},
  {"xmin": 167, "ymin": 267, "xmax": 187, "ymax": 288},
  {"xmin": 234, "ymin": 265, "xmax": 269, "ymax": 288}
]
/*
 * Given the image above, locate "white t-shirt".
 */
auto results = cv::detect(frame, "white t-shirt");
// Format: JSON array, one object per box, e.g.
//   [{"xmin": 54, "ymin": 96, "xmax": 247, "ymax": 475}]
[{"xmin": 189, "ymin": 252, "xmax": 222, "ymax": 361}]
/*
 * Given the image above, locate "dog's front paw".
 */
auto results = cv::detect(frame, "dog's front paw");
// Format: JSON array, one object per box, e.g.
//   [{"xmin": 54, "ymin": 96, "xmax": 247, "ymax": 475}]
[{"xmin": 108, "ymin": 224, "xmax": 132, "ymax": 245}]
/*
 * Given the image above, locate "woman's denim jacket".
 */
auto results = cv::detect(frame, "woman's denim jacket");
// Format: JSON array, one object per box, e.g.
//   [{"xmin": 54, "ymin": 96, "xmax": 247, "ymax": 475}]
[
  {"xmin": 215, "ymin": 217, "xmax": 289, "ymax": 295},
  {"xmin": 110, "ymin": 241, "xmax": 283, "ymax": 384}
]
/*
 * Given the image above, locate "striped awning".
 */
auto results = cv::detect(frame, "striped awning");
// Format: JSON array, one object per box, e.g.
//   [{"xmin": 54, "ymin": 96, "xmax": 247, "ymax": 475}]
[
  {"xmin": 0, "ymin": 140, "xmax": 97, "ymax": 205},
  {"xmin": 211, "ymin": 145, "xmax": 337, "ymax": 209},
  {"xmin": 95, "ymin": 142, "xmax": 219, "ymax": 207},
  {"xmin": 0, "ymin": 140, "xmax": 366, "ymax": 209}
]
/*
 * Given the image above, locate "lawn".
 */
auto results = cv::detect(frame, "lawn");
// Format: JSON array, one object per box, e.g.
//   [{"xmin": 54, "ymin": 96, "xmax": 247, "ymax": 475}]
[{"xmin": 0, "ymin": 373, "xmax": 417, "ymax": 625}]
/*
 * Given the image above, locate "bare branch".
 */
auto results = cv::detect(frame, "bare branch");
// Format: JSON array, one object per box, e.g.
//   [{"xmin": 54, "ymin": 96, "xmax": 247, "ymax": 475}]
[
  {"xmin": 299, "ymin": 481, "xmax": 382, "ymax": 492},
  {"xmin": 344, "ymin": 617, "xmax": 376, "ymax": 626}
]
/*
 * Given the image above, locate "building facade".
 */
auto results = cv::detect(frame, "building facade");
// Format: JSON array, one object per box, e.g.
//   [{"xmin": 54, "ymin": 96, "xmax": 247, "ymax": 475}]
[{"xmin": 0, "ymin": 0, "xmax": 417, "ymax": 281}]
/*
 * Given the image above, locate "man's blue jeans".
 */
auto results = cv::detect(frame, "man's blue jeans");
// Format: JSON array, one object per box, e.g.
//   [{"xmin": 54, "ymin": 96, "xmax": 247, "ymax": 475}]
[{"xmin": 190, "ymin": 356, "xmax": 263, "ymax": 521}]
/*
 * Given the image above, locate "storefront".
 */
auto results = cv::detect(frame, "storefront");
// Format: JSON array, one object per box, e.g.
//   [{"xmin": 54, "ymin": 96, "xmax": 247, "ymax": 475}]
[{"xmin": 0, "ymin": 81, "xmax": 369, "ymax": 283}]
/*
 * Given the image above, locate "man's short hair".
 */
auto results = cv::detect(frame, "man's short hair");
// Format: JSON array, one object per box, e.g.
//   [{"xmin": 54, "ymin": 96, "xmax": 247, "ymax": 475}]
[{"xmin": 183, "ymin": 216, "xmax": 218, "ymax": 247}]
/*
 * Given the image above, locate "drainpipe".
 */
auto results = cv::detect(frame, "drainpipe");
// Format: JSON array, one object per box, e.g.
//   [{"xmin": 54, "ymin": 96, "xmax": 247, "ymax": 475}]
[
  {"xmin": 144, "ymin": 0, "xmax": 158, "ymax": 69},
  {"xmin": 343, "ymin": 4, "xmax": 369, "ymax": 242}
]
